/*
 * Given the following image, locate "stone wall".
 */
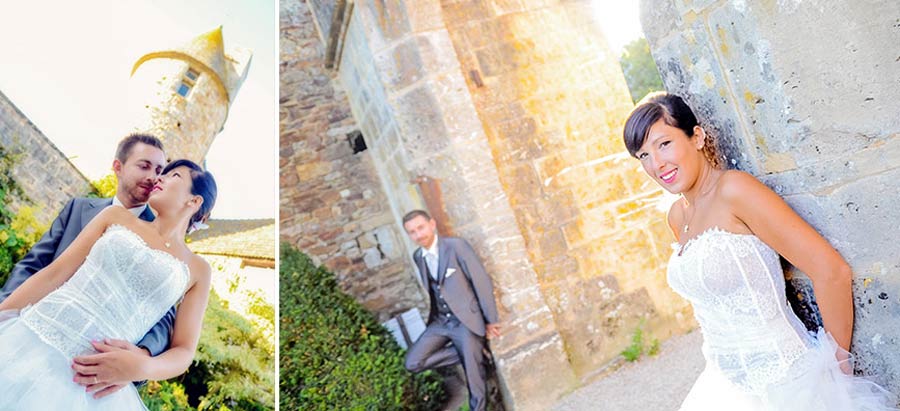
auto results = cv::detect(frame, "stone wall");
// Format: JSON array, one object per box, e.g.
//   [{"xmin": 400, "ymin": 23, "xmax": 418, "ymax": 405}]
[
  {"xmin": 641, "ymin": 0, "xmax": 900, "ymax": 392},
  {"xmin": 279, "ymin": 0, "xmax": 425, "ymax": 319},
  {"xmin": 331, "ymin": 2, "xmax": 580, "ymax": 409},
  {"xmin": 440, "ymin": 0, "xmax": 692, "ymax": 378},
  {"xmin": 0, "ymin": 90, "xmax": 92, "ymax": 222}
]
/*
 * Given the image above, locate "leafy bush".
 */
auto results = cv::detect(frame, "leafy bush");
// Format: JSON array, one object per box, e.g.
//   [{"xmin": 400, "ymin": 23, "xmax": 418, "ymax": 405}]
[
  {"xmin": 0, "ymin": 206, "xmax": 50, "ymax": 285},
  {"xmin": 190, "ymin": 291, "xmax": 275, "ymax": 410},
  {"xmin": 0, "ymin": 147, "xmax": 46, "ymax": 286},
  {"xmin": 141, "ymin": 381, "xmax": 192, "ymax": 411},
  {"xmin": 140, "ymin": 290, "xmax": 275, "ymax": 411},
  {"xmin": 90, "ymin": 173, "xmax": 118, "ymax": 198},
  {"xmin": 279, "ymin": 244, "xmax": 446, "ymax": 410}
]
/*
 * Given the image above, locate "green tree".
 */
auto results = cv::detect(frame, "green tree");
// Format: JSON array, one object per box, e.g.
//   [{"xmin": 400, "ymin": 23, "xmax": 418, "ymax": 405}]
[
  {"xmin": 279, "ymin": 244, "xmax": 446, "ymax": 410},
  {"xmin": 91, "ymin": 173, "xmax": 117, "ymax": 198},
  {"xmin": 619, "ymin": 37, "xmax": 665, "ymax": 104},
  {"xmin": 140, "ymin": 290, "xmax": 276, "ymax": 411}
]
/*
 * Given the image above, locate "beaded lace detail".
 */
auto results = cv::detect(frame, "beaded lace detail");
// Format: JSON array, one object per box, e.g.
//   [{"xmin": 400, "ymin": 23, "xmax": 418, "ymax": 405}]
[
  {"xmin": 20, "ymin": 224, "xmax": 190, "ymax": 359},
  {"xmin": 668, "ymin": 227, "xmax": 814, "ymax": 394}
]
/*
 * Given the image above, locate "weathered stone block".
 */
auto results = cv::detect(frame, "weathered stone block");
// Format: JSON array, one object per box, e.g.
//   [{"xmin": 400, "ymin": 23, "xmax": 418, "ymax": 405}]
[
  {"xmin": 362, "ymin": 247, "xmax": 384, "ymax": 268},
  {"xmin": 374, "ymin": 37, "xmax": 425, "ymax": 90},
  {"xmin": 392, "ymin": 86, "xmax": 451, "ymax": 155},
  {"xmin": 494, "ymin": 333, "xmax": 577, "ymax": 411},
  {"xmin": 441, "ymin": 0, "xmax": 490, "ymax": 27},
  {"xmin": 475, "ymin": 41, "xmax": 519, "ymax": 77},
  {"xmin": 406, "ymin": 0, "xmax": 444, "ymax": 32}
]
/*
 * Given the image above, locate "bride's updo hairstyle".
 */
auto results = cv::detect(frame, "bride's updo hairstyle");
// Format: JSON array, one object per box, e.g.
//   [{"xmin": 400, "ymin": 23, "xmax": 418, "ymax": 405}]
[
  {"xmin": 161, "ymin": 159, "xmax": 217, "ymax": 233},
  {"xmin": 623, "ymin": 93, "xmax": 721, "ymax": 168}
]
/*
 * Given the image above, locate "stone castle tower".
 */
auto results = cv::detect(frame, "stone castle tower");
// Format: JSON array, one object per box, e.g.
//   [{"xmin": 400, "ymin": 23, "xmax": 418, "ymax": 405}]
[{"xmin": 129, "ymin": 26, "xmax": 252, "ymax": 163}]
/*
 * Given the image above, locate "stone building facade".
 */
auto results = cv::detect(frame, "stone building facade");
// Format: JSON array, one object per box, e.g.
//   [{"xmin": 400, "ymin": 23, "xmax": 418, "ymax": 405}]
[
  {"xmin": 280, "ymin": 0, "xmax": 427, "ymax": 318},
  {"xmin": 130, "ymin": 27, "xmax": 252, "ymax": 163},
  {"xmin": 641, "ymin": 0, "xmax": 900, "ymax": 393},
  {"xmin": 280, "ymin": 1, "xmax": 690, "ymax": 409},
  {"xmin": 0, "ymin": 90, "xmax": 92, "ymax": 221}
]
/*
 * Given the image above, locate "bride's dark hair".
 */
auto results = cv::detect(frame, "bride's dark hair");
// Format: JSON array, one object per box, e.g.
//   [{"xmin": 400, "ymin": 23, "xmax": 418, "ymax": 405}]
[
  {"xmin": 161, "ymin": 159, "xmax": 217, "ymax": 232},
  {"xmin": 623, "ymin": 93, "xmax": 721, "ymax": 168}
]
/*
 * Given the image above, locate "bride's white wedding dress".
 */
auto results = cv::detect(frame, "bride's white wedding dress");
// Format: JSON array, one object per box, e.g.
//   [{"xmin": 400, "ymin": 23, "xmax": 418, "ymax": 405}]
[
  {"xmin": 0, "ymin": 224, "xmax": 189, "ymax": 410},
  {"xmin": 668, "ymin": 227, "xmax": 897, "ymax": 410}
]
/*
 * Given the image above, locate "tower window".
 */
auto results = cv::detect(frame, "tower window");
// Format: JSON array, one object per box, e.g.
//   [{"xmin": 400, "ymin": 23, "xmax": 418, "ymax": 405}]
[
  {"xmin": 176, "ymin": 67, "xmax": 199, "ymax": 98},
  {"xmin": 177, "ymin": 82, "xmax": 192, "ymax": 97}
]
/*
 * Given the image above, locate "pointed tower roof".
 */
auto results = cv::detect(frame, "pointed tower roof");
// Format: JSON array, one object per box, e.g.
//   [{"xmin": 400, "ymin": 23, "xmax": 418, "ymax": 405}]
[
  {"xmin": 131, "ymin": 26, "xmax": 251, "ymax": 104},
  {"xmin": 179, "ymin": 26, "xmax": 227, "ymax": 84}
]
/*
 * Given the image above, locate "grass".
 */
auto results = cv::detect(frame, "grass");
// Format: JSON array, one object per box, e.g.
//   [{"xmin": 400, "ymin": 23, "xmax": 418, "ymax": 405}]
[{"xmin": 621, "ymin": 320, "xmax": 660, "ymax": 362}]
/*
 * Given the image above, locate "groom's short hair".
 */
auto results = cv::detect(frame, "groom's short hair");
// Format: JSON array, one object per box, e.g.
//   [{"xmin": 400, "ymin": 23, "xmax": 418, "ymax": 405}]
[
  {"xmin": 115, "ymin": 133, "xmax": 164, "ymax": 163},
  {"xmin": 402, "ymin": 209, "xmax": 432, "ymax": 224}
]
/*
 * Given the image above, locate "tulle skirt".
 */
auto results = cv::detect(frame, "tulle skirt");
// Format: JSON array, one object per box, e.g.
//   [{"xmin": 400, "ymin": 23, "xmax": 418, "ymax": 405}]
[
  {"xmin": 0, "ymin": 312, "xmax": 147, "ymax": 411},
  {"xmin": 680, "ymin": 329, "xmax": 898, "ymax": 410}
]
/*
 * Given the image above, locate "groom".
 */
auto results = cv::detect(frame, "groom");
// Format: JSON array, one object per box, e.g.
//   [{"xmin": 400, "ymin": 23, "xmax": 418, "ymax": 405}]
[
  {"xmin": 0, "ymin": 133, "xmax": 171, "ymax": 398},
  {"xmin": 402, "ymin": 210, "xmax": 500, "ymax": 411}
]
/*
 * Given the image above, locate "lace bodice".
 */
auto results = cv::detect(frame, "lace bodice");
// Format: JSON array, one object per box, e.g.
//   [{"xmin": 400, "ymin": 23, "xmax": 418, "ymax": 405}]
[
  {"xmin": 20, "ymin": 224, "xmax": 190, "ymax": 359},
  {"xmin": 667, "ymin": 227, "xmax": 815, "ymax": 394}
]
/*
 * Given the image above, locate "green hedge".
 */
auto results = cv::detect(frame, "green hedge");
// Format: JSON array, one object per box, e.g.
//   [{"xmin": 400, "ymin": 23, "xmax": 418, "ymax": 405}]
[{"xmin": 279, "ymin": 244, "xmax": 445, "ymax": 410}]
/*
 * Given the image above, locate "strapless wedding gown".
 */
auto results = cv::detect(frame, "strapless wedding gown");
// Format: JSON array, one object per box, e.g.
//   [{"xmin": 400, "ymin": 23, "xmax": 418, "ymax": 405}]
[
  {"xmin": 0, "ymin": 224, "xmax": 189, "ymax": 410},
  {"xmin": 668, "ymin": 227, "xmax": 898, "ymax": 410}
]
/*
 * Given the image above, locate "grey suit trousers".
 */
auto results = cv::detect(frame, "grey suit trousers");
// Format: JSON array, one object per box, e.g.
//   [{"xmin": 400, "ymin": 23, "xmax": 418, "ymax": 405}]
[{"xmin": 405, "ymin": 316, "xmax": 488, "ymax": 411}]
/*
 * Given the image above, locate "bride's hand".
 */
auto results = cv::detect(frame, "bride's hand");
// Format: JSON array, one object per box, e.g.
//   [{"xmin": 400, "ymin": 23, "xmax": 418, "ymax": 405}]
[
  {"xmin": 836, "ymin": 349, "xmax": 853, "ymax": 376},
  {"xmin": 71, "ymin": 339, "xmax": 151, "ymax": 398}
]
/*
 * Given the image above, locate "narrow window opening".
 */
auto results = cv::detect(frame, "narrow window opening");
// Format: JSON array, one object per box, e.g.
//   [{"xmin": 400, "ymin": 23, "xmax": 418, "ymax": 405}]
[
  {"xmin": 176, "ymin": 82, "xmax": 191, "ymax": 97},
  {"xmin": 347, "ymin": 131, "xmax": 367, "ymax": 154}
]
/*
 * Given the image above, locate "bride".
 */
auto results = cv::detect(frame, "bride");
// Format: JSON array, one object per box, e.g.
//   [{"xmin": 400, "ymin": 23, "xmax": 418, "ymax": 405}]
[
  {"xmin": 623, "ymin": 93, "xmax": 897, "ymax": 410},
  {"xmin": 0, "ymin": 159, "xmax": 216, "ymax": 410}
]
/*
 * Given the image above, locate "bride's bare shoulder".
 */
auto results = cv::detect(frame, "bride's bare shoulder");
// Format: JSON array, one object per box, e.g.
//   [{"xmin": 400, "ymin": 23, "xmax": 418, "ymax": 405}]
[
  {"xmin": 667, "ymin": 197, "xmax": 686, "ymax": 241},
  {"xmin": 717, "ymin": 170, "xmax": 771, "ymax": 200},
  {"xmin": 186, "ymin": 254, "xmax": 212, "ymax": 288},
  {"xmin": 94, "ymin": 205, "xmax": 140, "ymax": 228}
]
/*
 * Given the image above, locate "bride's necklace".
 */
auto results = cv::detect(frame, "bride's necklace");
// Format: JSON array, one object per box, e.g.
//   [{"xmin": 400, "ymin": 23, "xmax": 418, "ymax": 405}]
[
  {"xmin": 682, "ymin": 170, "xmax": 723, "ymax": 234},
  {"xmin": 164, "ymin": 241, "xmax": 171, "ymax": 249}
]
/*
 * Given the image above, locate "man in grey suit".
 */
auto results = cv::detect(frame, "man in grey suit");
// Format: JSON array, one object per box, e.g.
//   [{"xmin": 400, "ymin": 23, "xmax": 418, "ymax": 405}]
[
  {"xmin": 0, "ymin": 133, "xmax": 171, "ymax": 398},
  {"xmin": 402, "ymin": 210, "xmax": 500, "ymax": 411}
]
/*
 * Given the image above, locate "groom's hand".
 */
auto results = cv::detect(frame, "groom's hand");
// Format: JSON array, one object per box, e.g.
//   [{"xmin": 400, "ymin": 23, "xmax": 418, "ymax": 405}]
[
  {"xmin": 72, "ymin": 339, "xmax": 151, "ymax": 399},
  {"xmin": 485, "ymin": 323, "xmax": 501, "ymax": 339}
]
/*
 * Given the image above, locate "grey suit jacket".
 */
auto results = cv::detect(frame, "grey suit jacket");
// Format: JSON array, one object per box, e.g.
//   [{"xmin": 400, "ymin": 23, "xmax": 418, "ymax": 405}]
[
  {"xmin": 0, "ymin": 197, "xmax": 176, "ymax": 357},
  {"xmin": 414, "ymin": 236, "xmax": 499, "ymax": 336}
]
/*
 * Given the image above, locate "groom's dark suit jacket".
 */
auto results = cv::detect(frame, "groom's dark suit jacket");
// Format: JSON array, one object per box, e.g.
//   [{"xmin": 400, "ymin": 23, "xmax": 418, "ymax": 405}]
[
  {"xmin": 0, "ymin": 197, "xmax": 176, "ymax": 356},
  {"xmin": 413, "ymin": 236, "xmax": 498, "ymax": 336}
]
